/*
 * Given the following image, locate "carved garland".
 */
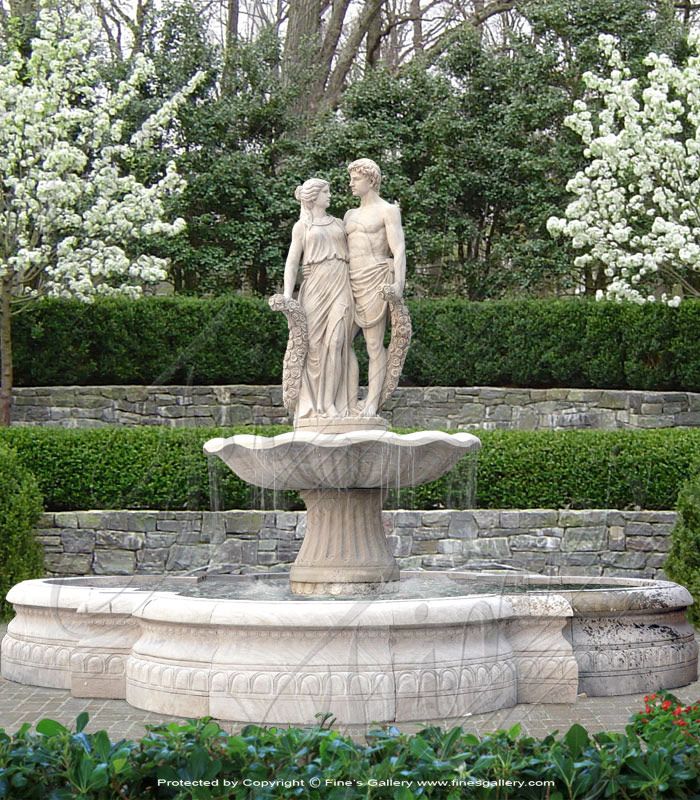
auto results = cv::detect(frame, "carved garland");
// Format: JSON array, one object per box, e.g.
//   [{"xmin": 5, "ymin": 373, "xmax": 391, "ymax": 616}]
[
  {"xmin": 268, "ymin": 294, "xmax": 309, "ymax": 415},
  {"xmin": 379, "ymin": 285, "xmax": 412, "ymax": 409}
]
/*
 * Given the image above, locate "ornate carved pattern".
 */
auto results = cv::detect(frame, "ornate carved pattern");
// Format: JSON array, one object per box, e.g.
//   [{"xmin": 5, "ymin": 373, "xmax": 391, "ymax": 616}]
[
  {"xmin": 211, "ymin": 669, "xmax": 394, "ymax": 698},
  {"xmin": 516, "ymin": 656, "xmax": 578, "ymax": 680},
  {"xmin": 576, "ymin": 639, "xmax": 698, "ymax": 674},
  {"xmin": 268, "ymin": 294, "xmax": 308, "ymax": 415},
  {"xmin": 2, "ymin": 635, "xmax": 72, "ymax": 669},
  {"xmin": 70, "ymin": 652, "xmax": 126, "ymax": 675},
  {"xmin": 127, "ymin": 656, "xmax": 210, "ymax": 694},
  {"xmin": 379, "ymin": 285, "xmax": 412, "ymax": 409}
]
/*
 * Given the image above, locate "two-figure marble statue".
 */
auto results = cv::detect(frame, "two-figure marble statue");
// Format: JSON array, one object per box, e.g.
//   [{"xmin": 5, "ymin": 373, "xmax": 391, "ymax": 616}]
[
  {"xmin": 208, "ymin": 158, "xmax": 477, "ymax": 595},
  {"xmin": 269, "ymin": 158, "xmax": 412, "ymax": 431}
]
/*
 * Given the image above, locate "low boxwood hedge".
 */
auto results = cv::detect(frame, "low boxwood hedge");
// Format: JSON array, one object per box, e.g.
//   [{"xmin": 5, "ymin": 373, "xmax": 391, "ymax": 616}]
[
  {"xmin": 0, "ymin": 695, "xmax": 698, "ymax": 799},
  {"xmin": 1, "ymin": 427, "xmax": 698, "ymax": 512},
  {"xmin": 666, "ymin": 472, "xmax": 700, "ymax": 626},
  {"xmin": 12, "ymin": 296, "xmax": 700, "ymax": 390},
  {"xmin": 0, "ymin": 445, "xmax": 44, "ymax": 619}
]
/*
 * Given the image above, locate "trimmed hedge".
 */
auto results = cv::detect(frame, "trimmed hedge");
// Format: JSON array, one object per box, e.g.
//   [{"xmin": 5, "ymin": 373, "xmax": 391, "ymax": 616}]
[
  {"xmin": 1, "ymin": 698, "xmax": 699, "ymax": 800},
  {"xmin": 666, "ymin": 472, "xmax": 700, "ymax": 626},
  {"xmin": 2, "ymin": 427, "xmax": 698, "ymax": 512},
  {"xmin": 12, "ymin": 296, "xmax": 700, "ymax": 390},
  {"xmin": 0, "ymin": 445, "xmax": 44, "ymax": 619}
]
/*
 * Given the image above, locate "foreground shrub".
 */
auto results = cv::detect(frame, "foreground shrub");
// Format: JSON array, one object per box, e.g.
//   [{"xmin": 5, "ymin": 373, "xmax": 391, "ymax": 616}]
[
  {"xmin": 0, "ymin": 445, "xmax": 44, "ymax": 620},
  {"xmin": 665, "ymin": 473, "xmax": 700, "ymax": 626},
  {"xmin": 1, "ymin": 427, "xmax": 698, "ymax": 512},
  {"xmin": 0, "ymin": 696, "xmax": 698, "ymax": 799},
  {"xmin": 12, "ymin": 296, "xmax": 700, "ymax": 390}
]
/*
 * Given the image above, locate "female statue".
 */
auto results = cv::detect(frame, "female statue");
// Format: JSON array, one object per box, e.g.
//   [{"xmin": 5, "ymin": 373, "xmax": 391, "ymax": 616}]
[{"xmin": 280, "ymin": 178, "xmax": 354, "ymax": 420}]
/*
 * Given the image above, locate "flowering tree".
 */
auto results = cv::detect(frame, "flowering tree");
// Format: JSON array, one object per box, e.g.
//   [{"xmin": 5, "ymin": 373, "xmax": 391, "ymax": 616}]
[
  {"xmin": 547, "ymin": 33, "xmax": 700, "ymax": 305},
  {"xmin": 0, "ymin": 4, "xmax": 204, "ymax": 425}
]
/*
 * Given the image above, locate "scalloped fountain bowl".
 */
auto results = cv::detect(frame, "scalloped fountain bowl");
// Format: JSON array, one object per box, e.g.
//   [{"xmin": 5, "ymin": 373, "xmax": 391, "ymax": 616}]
[
  {"xmin": 204, "ymin": 430, "xmax": 480, "ymax": 595},
  {"xmin": 2, "ymin": 571, "xmax": 696, "ymax": 725},
  {"xmin": 202, "ymin": 429, "xmax": 480, "ymax": 490}
]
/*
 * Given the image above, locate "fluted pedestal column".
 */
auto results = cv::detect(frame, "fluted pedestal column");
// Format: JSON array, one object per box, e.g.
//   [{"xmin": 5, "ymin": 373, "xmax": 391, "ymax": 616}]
[{"xmin": 289, "ymin": 488, "xmax": 400, "ymax": 596}]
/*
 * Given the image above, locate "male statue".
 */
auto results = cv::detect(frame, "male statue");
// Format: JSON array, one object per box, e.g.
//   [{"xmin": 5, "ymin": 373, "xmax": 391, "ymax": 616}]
[{"xmin": 344, "ymin": 158, "xmax": 406, "ymax": 417}]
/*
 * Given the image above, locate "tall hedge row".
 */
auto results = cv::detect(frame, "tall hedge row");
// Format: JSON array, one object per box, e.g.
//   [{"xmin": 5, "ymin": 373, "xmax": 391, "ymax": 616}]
[
  {"xmin": 12, "ymin": 296, "xmax": 700, "ymax": 390},
  {"xmin": 2, "ymin": 427, "xmax": 698, "ymax": 512}
]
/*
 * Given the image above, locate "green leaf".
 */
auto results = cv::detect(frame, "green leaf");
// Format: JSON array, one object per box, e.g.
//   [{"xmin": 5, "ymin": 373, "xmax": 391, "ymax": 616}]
[
  {"xmin": 36, "ymin": 719, "xmax": 69, "ymax": 737},
  {"xmin": 75, "ymin": 712, "xmax": 89, "ymax": 733},
  {"xmin": 507, "ymin": 722, "xmax": 522, "ymax": 740},
  {"xmin": 88, "ymin": 764, "xmax": 109, "ymax": 790},
  {"xmin": 564, "ymin": 723, "xmax": 590, "ymax": 758},
  {"xmin": 112, "ymin": 757, "xmax": 128, "ymax": 774}
]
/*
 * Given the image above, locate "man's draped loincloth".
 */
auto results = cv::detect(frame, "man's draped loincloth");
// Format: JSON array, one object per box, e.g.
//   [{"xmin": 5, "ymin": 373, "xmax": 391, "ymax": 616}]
[{"xmin": 348, "ymin": 256, "xmax": 393, "ymax": 329}]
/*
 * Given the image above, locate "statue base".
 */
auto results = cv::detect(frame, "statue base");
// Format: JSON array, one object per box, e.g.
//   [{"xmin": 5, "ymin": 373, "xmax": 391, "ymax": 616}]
[{"xmin": 294, "ymin": 415, "xmax": 388, "ymax": 433}]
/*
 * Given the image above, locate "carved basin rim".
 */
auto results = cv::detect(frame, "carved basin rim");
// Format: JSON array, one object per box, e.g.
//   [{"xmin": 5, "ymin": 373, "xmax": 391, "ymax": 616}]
[
  {"xmin": 6, "ymin": 571, "xmax": 692, "ymax": 626},
  {"xmin": 203, "ymin": 429, "xmax": 481, "ymax": 455}
]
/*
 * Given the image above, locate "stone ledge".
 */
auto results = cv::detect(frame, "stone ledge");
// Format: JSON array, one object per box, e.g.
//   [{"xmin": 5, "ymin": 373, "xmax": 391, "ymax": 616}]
[
  {"xmin": 36, "ymin": 509, "xmax": 679, "ymax": 580},
  {"xmin": 11, "ymin": 386, "xmax": 700, "ymax": 430}
]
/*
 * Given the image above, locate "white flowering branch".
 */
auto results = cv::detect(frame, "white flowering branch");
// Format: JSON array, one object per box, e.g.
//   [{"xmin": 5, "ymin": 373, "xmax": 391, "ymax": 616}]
[
  {"xmin": 547, "ymin": 32, "xmax": 700, "ymax": 306},
  {"xmin": 0, "ymin": 2, "xmax": 206, "ymax": 424}
]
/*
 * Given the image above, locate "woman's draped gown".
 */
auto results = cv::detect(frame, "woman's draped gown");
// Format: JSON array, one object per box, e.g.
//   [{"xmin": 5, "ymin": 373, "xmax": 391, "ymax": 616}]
[{"xmin": 296, "ymin": 217, "xmax": 354, "ymax": 419}]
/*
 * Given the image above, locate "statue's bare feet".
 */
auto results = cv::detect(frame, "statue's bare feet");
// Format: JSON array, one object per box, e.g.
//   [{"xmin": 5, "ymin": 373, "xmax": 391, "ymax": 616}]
[{"xmin": 360, "ymin": 403, "xmax": 377, "ymax": 418}]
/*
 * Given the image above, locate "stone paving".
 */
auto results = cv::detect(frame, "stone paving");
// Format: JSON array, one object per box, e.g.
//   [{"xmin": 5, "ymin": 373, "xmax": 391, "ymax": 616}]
[{"xmin": 0, "ymin": 624, "xmax": 698, "ymax": 742}]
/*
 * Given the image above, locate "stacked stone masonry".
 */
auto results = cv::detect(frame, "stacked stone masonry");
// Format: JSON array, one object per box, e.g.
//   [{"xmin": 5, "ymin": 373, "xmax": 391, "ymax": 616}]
[
  {"xmin": 12, "ymin": 385, "xmax": 700, "ymax": 430},
  {"xmin": 37, "ymin": 509, "xmax": 676, "ymax": 580}
]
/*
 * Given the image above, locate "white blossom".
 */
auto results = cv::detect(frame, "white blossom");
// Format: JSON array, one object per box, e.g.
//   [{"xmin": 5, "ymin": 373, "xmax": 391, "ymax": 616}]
[
  {"xmin": 0, "ymin": 3, "xmax": 206, "ymax": 304},
  {"xmin": 547, "ymin": 33, "xmax": 700, "ymax": 305}
]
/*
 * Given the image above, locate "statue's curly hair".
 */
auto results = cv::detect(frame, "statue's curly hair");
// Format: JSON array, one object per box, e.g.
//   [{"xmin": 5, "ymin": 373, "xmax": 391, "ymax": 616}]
[{"xmin": 347, "ymin": 158, "xmax": 381, "ymax": 190}]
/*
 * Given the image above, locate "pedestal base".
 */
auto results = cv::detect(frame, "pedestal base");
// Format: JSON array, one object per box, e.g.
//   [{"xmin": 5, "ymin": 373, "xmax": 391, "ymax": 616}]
[
  {"xmin": 294, "ymin": 415, "xmax": 388, "ymax": 433},
  {"xmin": 289, "ymin": 488, "xmax": 399, "ymax": 596}
]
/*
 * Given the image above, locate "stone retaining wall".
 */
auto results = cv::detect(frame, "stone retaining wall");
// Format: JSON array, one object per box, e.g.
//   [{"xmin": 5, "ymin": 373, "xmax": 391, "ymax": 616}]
[
  {"xmin": 12, "ymin": 385, "xmax": 700, "ymax": 430},
  {"xmin": 37, "ymin": 509, "xmax": 676, "ymax": 580}
]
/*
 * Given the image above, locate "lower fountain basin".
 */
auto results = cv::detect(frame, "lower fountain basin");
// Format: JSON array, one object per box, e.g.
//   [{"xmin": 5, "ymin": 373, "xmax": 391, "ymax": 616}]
[{"xmin": 2, "ymin": 572, "xmax": 696, "ymax": 724}]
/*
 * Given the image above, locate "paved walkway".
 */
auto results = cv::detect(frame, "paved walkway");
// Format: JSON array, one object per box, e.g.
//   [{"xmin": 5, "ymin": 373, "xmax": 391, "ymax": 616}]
[{"xmin": 1, "ymin": 625, "xmax": 698, "ymax": 742}]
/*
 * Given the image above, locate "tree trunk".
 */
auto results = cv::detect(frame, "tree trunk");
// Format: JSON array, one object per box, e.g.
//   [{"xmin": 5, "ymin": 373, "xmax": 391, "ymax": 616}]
[
  {"xmin": 0, "ymin": 279, "xmax": 13, "ymax": 427},
  {"xmin": 226, "ymin": 0, "xmax": 239, "ymax": 45},
  {"xmin": 410, "ymin": 0, "xmax": 423, "ymax": 53},
  {"xmin": 366, "ymin": 4, "xmax": 382, "ymax": 67},
  {"xmin": 283, "ymin": 0, "xmax": 323, "ymax": 83}
]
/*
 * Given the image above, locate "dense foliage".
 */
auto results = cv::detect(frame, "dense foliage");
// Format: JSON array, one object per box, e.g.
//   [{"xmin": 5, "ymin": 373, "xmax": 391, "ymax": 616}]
[
  {"xmin": 0, "ymin": 444, "xmax": 43, "ymax": 619},
  {"xmin": 12, "ymin": 296, "xmax": 700, "ymax": 390},
  {"xmin": 0, "ymin": 699, "xmax": 698, "ymax": 799},
  {"xmin": 665, "ymin": 471, "xmax": 700, "ymax": 624},
  {"xmin": 118, "ymin": 0, "xmax": 689, "ymax": 300},
  {"xmin": 2, "ymin": 426, "xmax": 698, "ymax": 512}
]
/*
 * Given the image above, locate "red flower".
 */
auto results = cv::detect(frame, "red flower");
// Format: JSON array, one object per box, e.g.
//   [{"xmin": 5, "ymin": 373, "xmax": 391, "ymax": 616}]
[
  {"xmin": 645, "ymin": 705, "xmax": 651, "ymax": 713},
  {"xmin": 673, "ymin": 706, "xmax": 683, "ymax": 717},
  {"xmin": 675, "ymin": 719, "xmax": 688, "ymax": 727},
  {"xmin": 662, "ymin": 700, "xmax": 673, "ymax": 711}
]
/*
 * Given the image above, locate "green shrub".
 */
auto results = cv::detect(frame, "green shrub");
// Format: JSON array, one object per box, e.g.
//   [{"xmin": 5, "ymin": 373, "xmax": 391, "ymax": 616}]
[
  {"xmin": 0, "ymin": 444, "xmax": 44, "ymax": 620},
  {"xmin": 0, "ymin": 700, "xmax": 698, "ymax": 799},
  {"xmin": 1, "ymin": 427, "xmax": 698, "ymax": 512},
  {"xmin": 12, "ymin": 296, "xmax": 700, "ymax": 390},
  {"xmin": 665, "ymin": 472, "xmax": 700, "ymax": 626}
]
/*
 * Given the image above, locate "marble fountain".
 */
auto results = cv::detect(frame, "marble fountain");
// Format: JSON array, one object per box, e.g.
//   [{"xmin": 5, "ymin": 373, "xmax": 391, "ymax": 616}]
[{"xmin": 2, "ymin": 164, "xmax": 697, "ymax": 725}]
